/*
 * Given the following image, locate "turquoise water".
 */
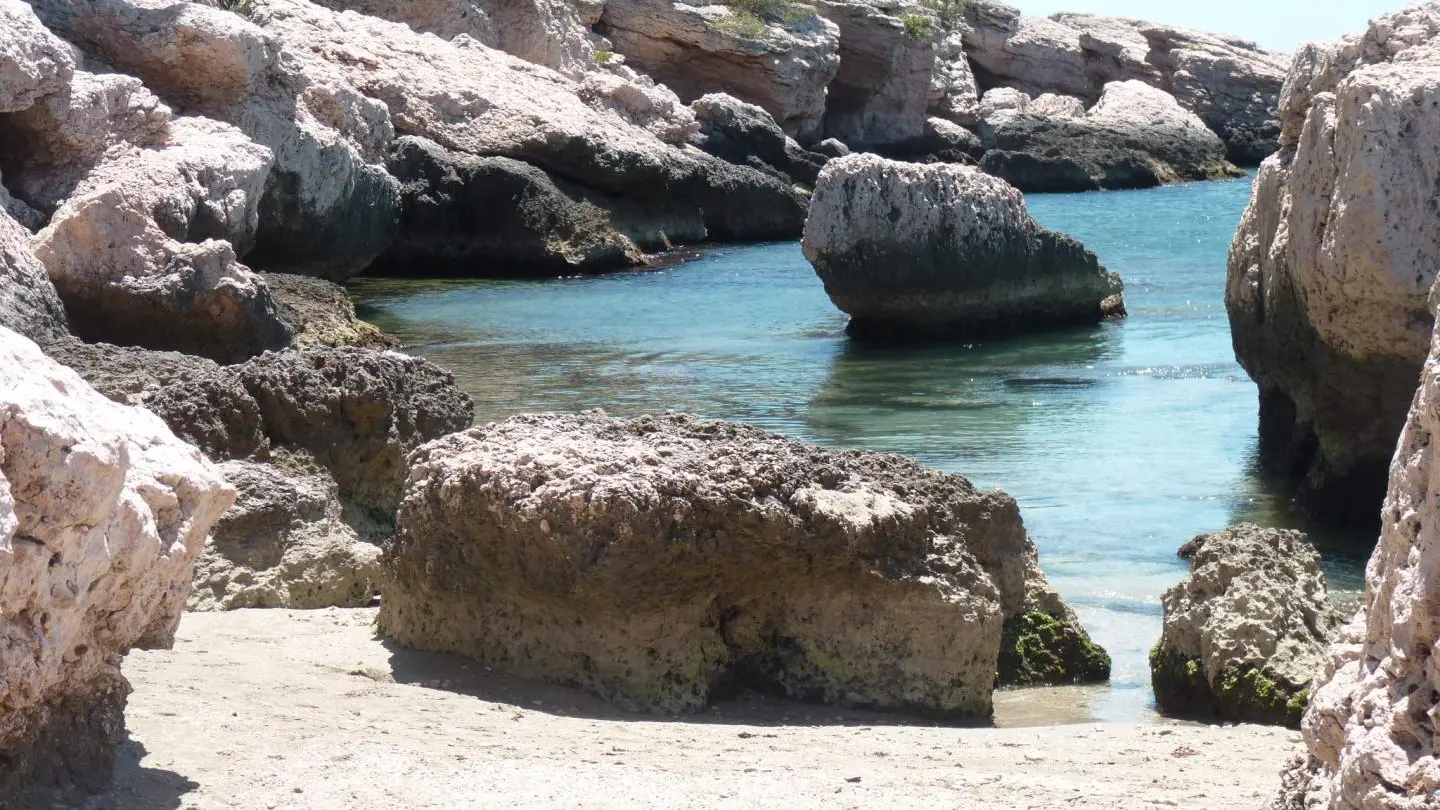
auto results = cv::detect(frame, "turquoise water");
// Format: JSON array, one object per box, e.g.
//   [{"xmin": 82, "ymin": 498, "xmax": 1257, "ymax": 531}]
[{"xmin": 351, "ymin": 175, "xmax": 1371, "ymax": 724}]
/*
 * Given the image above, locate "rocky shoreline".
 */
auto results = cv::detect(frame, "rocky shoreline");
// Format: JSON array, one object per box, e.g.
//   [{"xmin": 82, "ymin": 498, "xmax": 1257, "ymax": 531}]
[{"xmin": 2, "ymin": 0, "xmax": 1440, "ymax": 807}]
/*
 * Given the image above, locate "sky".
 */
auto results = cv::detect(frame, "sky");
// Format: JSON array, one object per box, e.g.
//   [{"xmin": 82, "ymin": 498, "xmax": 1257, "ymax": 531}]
[{"xmin": 1012, "ymin": 0, "xmax": 1412, "ymax": 53}]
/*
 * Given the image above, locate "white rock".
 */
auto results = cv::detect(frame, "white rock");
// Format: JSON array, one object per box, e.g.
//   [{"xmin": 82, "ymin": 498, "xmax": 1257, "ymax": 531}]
[{"xmin": 0, "ymin": 0, "xmax": 74, "ymax": 114}]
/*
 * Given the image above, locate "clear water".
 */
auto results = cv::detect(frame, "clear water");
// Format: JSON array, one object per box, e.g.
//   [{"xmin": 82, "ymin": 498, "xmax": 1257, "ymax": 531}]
[{"xmin": 350, "ymin": 175, "xmax": 1373, "ymax": 724}]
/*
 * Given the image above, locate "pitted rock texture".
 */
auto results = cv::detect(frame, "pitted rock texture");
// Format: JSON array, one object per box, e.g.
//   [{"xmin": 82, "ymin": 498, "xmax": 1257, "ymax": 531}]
[
  {"xmin": 1227, "ymin": 4, "xmax": 1440, "ymax": 526},
  {"xmin": 0, "ymin": 0, "xmax": 74, "ymax": 114},
  {"xmin": 0, "ymin": 326, "xmax": 233, "ymax": 804},
  {"xmin": 380, "ymin": 411, "xmax": 1106, "ymax": 719},
  {"xmin": 978, "ymin": 80, "xmax": 1242, "ymax": 193},
  {"xmin": 802, "ymin": 154, "xmax": 1124, "ymax": 340},
  {"xmin": 600, "ymin": 0, "xmax": 841, "ymax": 142},
  {"xmin": 40, "ymin": 338, "xmax": 222, "ymax": 406},
  {"xmin": 814, "ymin": 0, "xmax": 935, "ymax": 148},
  {"xmin": 1150, "ymin": 524, "xmax": 1338, "ymax": 728},
  {"xmin": 260, "ymin": 272, "xmax": 397, "ymax": 349},
  {"xmin": 0, "ymin": 203, "xmax": 67, "ymax": 344},
  {"xmin": 1266, "ymin": 304, "xmax": 1440, "ymax": 809},
  {"xmin": 691, "ymin": 93, "xmax": 827, "ymax": 186},
  {"xmin": 956, "ymin": 1, "xmax": 1288, "ymax": 163}
]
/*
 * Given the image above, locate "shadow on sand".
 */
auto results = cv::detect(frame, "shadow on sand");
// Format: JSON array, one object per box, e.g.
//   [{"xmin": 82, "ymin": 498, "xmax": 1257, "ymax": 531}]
[{"xmin": 78, "ymin": 739, "xmax": 198, "ymax": 810}]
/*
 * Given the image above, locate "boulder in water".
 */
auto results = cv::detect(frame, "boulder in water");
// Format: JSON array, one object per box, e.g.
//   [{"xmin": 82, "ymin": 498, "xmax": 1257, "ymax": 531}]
[{"xmin": 801, "ymin": 153, "xmax": 1124, "ymax": 340}]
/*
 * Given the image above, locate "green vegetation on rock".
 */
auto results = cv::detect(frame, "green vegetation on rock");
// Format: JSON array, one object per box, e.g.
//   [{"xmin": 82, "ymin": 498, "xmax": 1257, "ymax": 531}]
[
  {"xmin": 899, "ymin": 13, "xmax": 934, "ymax": 40},
  {"xmin": 1149, "ymin": 645, "xmax": 1309, "ymax": 728},
  {"xmin": 717, "ymin": 0, "xmax": 818, "ymax": 39},
  {"xmin": 919, "ymin": 0, "xmax": 967, "ymax": 31},
  {"xmin": 997, "ymin": 611, "xmax": 1111, "ymax": 686}
]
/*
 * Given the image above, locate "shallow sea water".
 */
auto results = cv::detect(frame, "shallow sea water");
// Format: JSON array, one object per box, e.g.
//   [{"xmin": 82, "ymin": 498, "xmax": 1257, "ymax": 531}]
[{"xmin": 350, "ymin": 175, "xmax": 1372, "ymax": 724}]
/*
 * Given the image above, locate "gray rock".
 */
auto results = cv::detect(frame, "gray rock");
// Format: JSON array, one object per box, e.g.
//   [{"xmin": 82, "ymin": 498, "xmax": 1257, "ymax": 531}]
[
  {"xmin": 691, "ymin": 92, "xmax": 828, "ymax": 185},
  {"xmin": 1150, "ymin": 524, "xmax": 1338, "ymax": 728},
  {"xmin": 883, "ymin": 116, "xmax": 985, "ymax": 164},
  {"xmin": 815, "ymin": 0, "xmax": 935, "ymax": 148},
  {"xmin": 261, "ymin": 272, "xmax": 398, "ymax": 349},
  {"xmin": 0, "ymin": 203, "xmax": 67, "ymax": 344},
  {"xmin": 802, "ymin": 154, "xmax": 1124, "ymax": 340},
  {"xmin": 379, "ymin": 411, "xmax": 1107, "ymax": 719},
  {"xmin": 812, "ymin": 138, "xmax": 852, "ymax": 158}
]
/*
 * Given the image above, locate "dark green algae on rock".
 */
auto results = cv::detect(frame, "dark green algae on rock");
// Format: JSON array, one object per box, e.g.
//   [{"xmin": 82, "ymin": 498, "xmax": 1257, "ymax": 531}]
[
  {"xmin": 1150, "ymin": 646, "xmax": 1309, "ymax": 728},
  {"xmin": 999, "ymin": 610, "xmax": 1112, "ymax": 686}
]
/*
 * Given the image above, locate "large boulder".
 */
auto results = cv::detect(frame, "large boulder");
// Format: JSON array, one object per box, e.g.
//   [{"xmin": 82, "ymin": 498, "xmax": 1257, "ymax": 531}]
[
  {"xmin": 691, "ymin": 92, "xmax": 827, "ymax": 185},
  {"xmin": 1150, "ymin": 524, "xmax": 1338, "ymax": 728},
  {"xmin": 600, "ymin": 0, "xmax": 841, "ymax": 141},
  {"xmin": 801, "ymin": 153, "xmax": 1124, "ymax": 340},
  {"xmin": 1226, "ymin": 5, "xmax": 1440, "ymax": 526},
  {"xmin": 380, "ymin": 411, "xmax": 1108, "ymax": 719},
  {"xmin": 955, "ymin": 1, "xmax": 1288, "ymax": 163},
  {"xmin": 1265, "ymin": 298, "xmax": 1440, "ymax": 809},
  {"xmin": 978, "ymin": 80, "xmax": 1242, "ymax": 193},
  {"xmin": 0, "ymin": 326, "xmax": 233, "ymax": 804},
  {"xmin": 0, "ymin": 0, "xmax": 74, "ymax": 114}
]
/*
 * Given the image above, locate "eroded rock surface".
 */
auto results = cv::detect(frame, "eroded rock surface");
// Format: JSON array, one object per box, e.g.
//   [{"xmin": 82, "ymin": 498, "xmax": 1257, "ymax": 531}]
[
  {"xmin": 802, "ymin": 154, "xmax": 1123, "ymax": 339},
  {"xmin": 1227, "ymin": 5, "xmax": 1440, "ymax": 525},
  {"xmin": 815, "ymin": 0, "xmax": 935, "ymax": 148},
  {"xmin": 1151, "ymin": 524, "xmax": 1337, "ymax": 728},
  {"xmin": 0, "ymin": 326, "xmax": 233, "ymax": 804},
  {"xmin": 380, "ymin": 411, "xmax": 1107, "ymax": 719},
  {"xmin": 1266, "ymin": 297, "xmax": 1440, "ymax": 809},
  {"xmin": 0, "ymin": 203, "xmax": 67, "ymax": 344}
]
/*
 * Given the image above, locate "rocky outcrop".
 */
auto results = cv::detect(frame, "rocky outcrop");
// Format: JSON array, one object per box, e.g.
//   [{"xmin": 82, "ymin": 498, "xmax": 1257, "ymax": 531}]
[
  {"xmin": 260, "ymin": 272, "xmax": 397, "ymax": 348},
  {"xmin": 599, "ymin": 0, "xmax": 840, "ymax": 142},
  {"xmin": 955, "ymin": 2, "xmax": 1289, "ymax": 163},
  {"xmin": 882, "ymin": 116, "xmax": 984, "ymax": 164},
  {"xmin": 1265, "ymin": 299, "xmax": 1440, "ymax": 809},
  {"xmin": 978, "ymin": 80, "xmax": 1242, "ymax": 192},
  {"xmin": 1150, "ymin": 524, "xmax": 1338, "ymax": 728},
  {"xmin": 0, "ymin": 326, "xmax": 233, "ymax": 804},
  {"xmin": 929, "ymin": 31, "xmax": 980, "ymax": 126},
  {"xmin": 815, "ymin": 0, "xmax": 935, "ymax": 148},
  {"xmin": 691, "ymin": 92, "xmax": 827, "ymax": 185},
  {"xmin": 380, "ymin": 411, "xmax": 1108, "ymax": 719},
  {"xmin": 802, "ymin": 154, "xmax": 1124, "ymax": 340},
  {"xmin": 1227, "ymin": 5, "xmax": 1440, "ymax": 526},
  {"xmin": 0, "ymin": 203, "xmax": 67, "ymax": 344}
]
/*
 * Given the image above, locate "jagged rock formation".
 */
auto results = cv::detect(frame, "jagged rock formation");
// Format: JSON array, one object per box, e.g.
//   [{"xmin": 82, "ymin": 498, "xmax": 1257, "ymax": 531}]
[
  {"xmin": 802, "ymin": 154, "xmax": 1124, "ymax": 339},
  {"xmin": 1227, "ymin": 4, "xmax": 1440, "ymax": 526},
  {"xmin": 978, "ymin": 80, "xmax": 1242, "ymax": 192},
  {"xmin": 0, "ymin": 204, "xmax": 67, "ymax": 344},
  {"xmin": 260, "ymin": 272, "xmax": 397, "ymax": 349},
  {"xmin": 1267, "ymin": 293, "xmax": 1440, "ymax": 809},
  {"xmin": 691, "ymin": 92, "xmax": 828, "ymax": 185},
  {"xmin": 0, "ymin": 326, "xmax": 234, "ymax": 805},
  {"xmin": 955, "ymin": 1, "xmax": 1289, "ymax": 163},
  {"xmin": 380, "ymin": 411, "xmax": 1108, "ymax": 719},
  {"xmin": 1150, "ymin": 524, "xmax": 1338, "ymax": 728},
  {"xmin": 814, "ymin": 0, "xmax": 935, "ymax": 148}
]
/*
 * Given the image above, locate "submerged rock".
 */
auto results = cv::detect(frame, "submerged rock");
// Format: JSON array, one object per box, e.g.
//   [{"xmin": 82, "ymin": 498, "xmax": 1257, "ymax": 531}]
[
  {"xmin": 1227, "ymin": 6, "xmax": 1440, "ymax": 526},
  {"xmin": 1266, "ymin": 283, "xmax": 1440, "ymax": 809},
  {"xmin": 978, "ymin": 80, "xmax": 1242, "ymax": 192},
  {"xmin": 1151, "ymin": 524, "xmax": 1338, "ymax": 728},
  {"xmin": 801, "ymin": 153, "xmax": 1124, "ymax": 340},
  {"xmin": 0, "ymin": 326, "xmax": 233, "ymax": 805},
  {"xmin": 380, "ymin": 411, "xmax": 1107, "ymax": 719}
]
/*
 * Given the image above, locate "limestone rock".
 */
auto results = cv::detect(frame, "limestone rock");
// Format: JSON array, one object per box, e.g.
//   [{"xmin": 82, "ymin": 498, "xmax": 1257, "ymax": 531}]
[
  {"xmin": 31, "ymin": 116, "xmax": 292, "ymax": 364},
  {"xmin": 979, "ymin": 80, "xmax": 1241, "ymax": 193},
  {"xmin": 40, "ymin": 337, "xmax": 222, "ymax": 406},
  {"xmin": 0, "ymin": 326, "xmax": 233, "ymax": 804},
  {"xmin": 815, "ymin": 0, "xmax": 935, "ymax": 148},
  {"xmin": 1028, "ymin": 92, "xmax": 1085, "ymax": 118},
  {"xmin": 260, "ymin": 272, "xmax": 397, "ymax": 349},
  {"xmin": 1150, "ymin": 524, "xmax": 1338, "ymax": 728},
  {"xmin": 813, "ymin": 137, "xmax": 851, "ymax": 158},
  {"xmin": 691, "ymin": 92, "xmax": 827, "ymax": 185},
  {"xmin": 883, "ymin": 116, "xmax": 984, "ymax": 164},
  {"xmin": 190, "ymin": 457, "xmax": 382, "ymax": 610},
  {"xmin": 31, "ymin": 0, "xmax": 404, "ymax": 279},
  {"xmin": 801, "ymin": 154, "xmax": 1124, "ymax": 339},
  {"xmin": 929, "ymin": 31, "xmax": 980, "ymax": 126},
  {"xmin": 310, "ymin": 0, "xmax": 499, "ymax": 50},
  {"xmin": 600, "ymin": 0, "xmax": 841, "ymax": 141},
  {"xmin": 0, "ymin": 204, "xmax": 67, "ymax": 344},
  {"xmin": 379, "ymin": 411, "xmax": 1107, "ymax": 718},
  {"xmin": 0, "ymin": 0, "xmax": 74, "ymax": 114},
  {"xmin": 576, "ymin": 72, "xmax": 700, "ymax": 146},
  {"xmin": 1265, "ymin": 300, "xmax": 1440, "ymax": 808},
  {"xmin": 1226, "ymin": 5, "xmax": 1440, "ymax": 525},
  {"xmin": 978, "ymin": 86, "xmax": 1030, "ymax": 118}
]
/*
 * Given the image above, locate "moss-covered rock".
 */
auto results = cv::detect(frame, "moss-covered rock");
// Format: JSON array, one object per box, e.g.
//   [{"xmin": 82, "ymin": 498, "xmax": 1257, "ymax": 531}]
[
  {"xmin": 1150, "ymin": 645, "xmax": 1308, "ymax": 728},
  {"xmin": 998, "ymin": 610, "xmax": 1111, "ymax": 686}
]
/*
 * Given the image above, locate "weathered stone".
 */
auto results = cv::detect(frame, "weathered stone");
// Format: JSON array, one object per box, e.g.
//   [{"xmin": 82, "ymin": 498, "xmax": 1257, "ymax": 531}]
[
  {"xmin": 883, "ymin": 116, "xmax": 984, "ymax": 164},
  {"xmin": 0, "ymin": 203, "xmax": 67, "ymax": 344},
  {"xmin": 978, "ymin": 80, "xmax": 1241, "ymax": 193},
  {"xmin": 812, "ymin": 137, "xmax": 852, "ymax": 158},
  {"xmin": 1150, "ymin": 524, "xmax": 1338, "ymax": 728},
  {"xmin": 260, "ymin": 272, "xmax": 397, "ymax": 349},
  {"xmin": 1265, "ymin": 298, "xmax": 1440, "ymax": 809},
  {"xmin": 802, "ymin": 154, "xmax": 1124, "ymax": 340},
  {"xmin": 380, "ymin": 411, "xmax": 1106, "ymax": 718},
  {"xmin": 691, "ymin": 92, "xmax": 827, "ymax": 185},
  {"xmin": 600, "ymin": 0, "xmax": 841, "ymax": 141},
  {"xmin": 41, "ymin": 337, "xmax": 222, "ymax": 405},
  {"xmin": 1227, "ymin": 6, "xmax": 1440, "ymax": 526},
  {"xmin": 0, "ymin": 0, "xmax": 74, "ymax": 114},
  {"xmin": 815, "ymin": 0, "xmax": 935, "ymax": 148},
  {"xmin": 1028, "ymin": 92, "xmax": 1084, "ymax": 118},
  {"xmin": 0, "ymin": 326, "xmax": 233, "ymax": 804},
  {"xmin": 929, "ymin": 31, "xmax": 979, "ymax": 126},
  {"xmin": 576, "ymin": 71, "xmax": 699, "ymax": 146}
]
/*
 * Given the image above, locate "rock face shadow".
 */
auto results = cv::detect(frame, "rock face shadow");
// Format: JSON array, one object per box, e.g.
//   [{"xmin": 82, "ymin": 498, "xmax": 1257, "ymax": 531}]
[
  {"xmin": 75, "ymin": 739, "xmax": 197, "ymax": 810},
  {"xmin": 379, "ymin": 639, "xmax": 970, "ymax": 730}
]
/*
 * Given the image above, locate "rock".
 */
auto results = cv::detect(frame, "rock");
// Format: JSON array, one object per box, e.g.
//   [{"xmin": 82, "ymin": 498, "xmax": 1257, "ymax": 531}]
[
  {"xmin": 478, "ymin": 0, "xmax": 597, "ymax": 78},
  {"xmin": 600, "ymin": 0, "xmax": 841, "ymax": 141},
  {"xmin": 576, "ymin": 72, "xmax": 700, "ymax": 146},
  {"xmin": 189, "ymin": 456, "xmax": 383, "ymax": 610},
  {"xmin": 956, "ymin": 2, "xmax": 1287, "ymax": 163},
  {"xmin": 815, "ymin": 0, "xmax": 935, "ymax": 148},
  {"xmin": 260, "ymin": 272, "xmax": 397, "ymax": 349},
  {"xmin": 1150, "ymin": 524, "xmax": 1338, "ymax": 728},
  {"xmin": 1028, "ymin": 93, "xmax": 1085, "ymax": 118},
  {"xmin": 379, "ymin": 411, "xmax": 1107, "ymax": 718},
  {"xmin": 691, "ymin": 92, "xmax": 827, "ymax": 185},
  {"xmin": 0, "ymin": 0, "xmax": 74, "ymax": 114},
  {"xmin": 40, "ymin": 338, "xmax": 222, "ymax": 405},
  {"xmin": 978, "ymin": 85, "xmax": 1031, "ymax": 118},
  {"xmin": 31, "ymin": 116, "xmax": 292, "ymax": 364},
  {"xmin": 310, "ymin": 0, "xmax": 499, "ymax": 51},
  {"xmin": 883, "ymin": 116, "xmax": 984, "ymax": 164},
  {"xmin": 978, "ymin": 80, "xmax": 1241, "ymax": 193},
  {"xmin": 1226, "ymin": 6, "xmax": 1440, "ymax": 526},
  {"xmin": 801, "ymin": 154, "xmax": 1124, "ymax": 340},
  {"xmin": 0, "ymin": 326, "xmax": 233, "ymax": 804},
  {"xmin": 0, "ymin": 204, "xmax": 67, "ymax": 344},
  {"xmin": 813, "ymin": 137, "xmax": 852, "ymax": 158},
  {"xmin": 31, "ymin": 0, "xmax": 404, "ymax": 279},
  {"xmin": 1264, "ymin": 297, "xmax": 1440, "ymax": 809},
  {"xmin": 929, "ymin": 31, "xmax": 980, "ymax": 126}
]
